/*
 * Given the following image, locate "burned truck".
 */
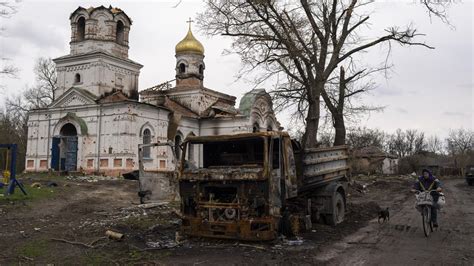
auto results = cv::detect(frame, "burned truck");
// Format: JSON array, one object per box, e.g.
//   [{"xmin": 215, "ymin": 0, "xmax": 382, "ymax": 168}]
[{"xmin": 178, "ymin": 131, "xmax": 349, "ymax": 241}]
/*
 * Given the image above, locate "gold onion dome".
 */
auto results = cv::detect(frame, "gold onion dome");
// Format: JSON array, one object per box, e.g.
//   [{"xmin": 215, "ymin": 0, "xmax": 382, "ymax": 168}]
[{"xmin": 175, "ymin": 25, "xmax": 204, "ymax": 55}]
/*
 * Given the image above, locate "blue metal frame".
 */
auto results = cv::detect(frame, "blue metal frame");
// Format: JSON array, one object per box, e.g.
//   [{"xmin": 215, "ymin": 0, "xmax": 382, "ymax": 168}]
[{"xmin": 0, "ymin": 144, "xmax": 27, "ymax": 196}]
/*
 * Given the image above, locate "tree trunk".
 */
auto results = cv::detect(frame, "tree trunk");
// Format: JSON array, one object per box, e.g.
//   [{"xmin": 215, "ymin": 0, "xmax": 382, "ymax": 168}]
[
  {"xmin": 333, "ymin": 114, "xmax": 346, "ymax": 146},
  {"xmin": 302, "ymin": 86, "xmax": 321, "ymax": 149}
]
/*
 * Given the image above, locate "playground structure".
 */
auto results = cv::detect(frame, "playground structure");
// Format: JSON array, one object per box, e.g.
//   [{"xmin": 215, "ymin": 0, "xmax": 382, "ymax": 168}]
[{"xmin": 0, "ymin": 144, "xmax": 27, "ymax": 196}]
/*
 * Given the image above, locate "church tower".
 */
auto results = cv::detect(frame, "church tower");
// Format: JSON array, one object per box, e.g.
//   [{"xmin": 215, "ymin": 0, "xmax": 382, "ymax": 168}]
[
  {"xmin": 53, "ymin": 6, "xmax": 143, "ymax": 100},
  {"xmin": 174, "ymin": 19, "xmax": 205, "ymax": 87}
]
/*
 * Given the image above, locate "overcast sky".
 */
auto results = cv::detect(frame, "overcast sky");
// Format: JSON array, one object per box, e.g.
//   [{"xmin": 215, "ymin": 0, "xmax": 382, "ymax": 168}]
[{"xmin": 0, "ymin": 0, "xmax": 472, "ymax": 138}]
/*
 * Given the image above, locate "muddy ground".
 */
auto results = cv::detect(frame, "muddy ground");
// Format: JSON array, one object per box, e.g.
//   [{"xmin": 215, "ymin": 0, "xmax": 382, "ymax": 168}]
[{"xmin": 0, "ymin": 174, "xmax": 472, "ymax": 265}]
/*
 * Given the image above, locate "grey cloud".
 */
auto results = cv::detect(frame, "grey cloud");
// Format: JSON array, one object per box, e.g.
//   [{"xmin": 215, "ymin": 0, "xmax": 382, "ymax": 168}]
[
  {"xmin": 395, "ymin": 107, "xmax": 408, "ymax": 114},
  {"xmin": 456, "ymin": 83, "xmax": 473, "ymax": 89},
  {"xmin": 3, "ymin": 19, "xmax": 65, "ymax": 52},
  {"xmin": 443, "ymin": 111, "xmax": 470, "ymax": 117}
]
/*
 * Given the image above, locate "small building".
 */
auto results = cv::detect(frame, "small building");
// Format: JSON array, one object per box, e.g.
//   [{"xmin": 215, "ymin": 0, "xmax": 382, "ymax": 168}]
[
  {"xmin": 351, "ymin": 146, "xmax": 398, "ymax": 175},
  {"xmin": 25, "ymin": 6, "xmax": 280, "ymax": 176}
]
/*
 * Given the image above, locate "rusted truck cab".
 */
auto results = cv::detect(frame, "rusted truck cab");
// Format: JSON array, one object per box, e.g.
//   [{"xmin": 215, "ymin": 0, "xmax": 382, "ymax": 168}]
[{"xmin": 178, "ymin": 132, "xmax": 348, "ymax": 241}]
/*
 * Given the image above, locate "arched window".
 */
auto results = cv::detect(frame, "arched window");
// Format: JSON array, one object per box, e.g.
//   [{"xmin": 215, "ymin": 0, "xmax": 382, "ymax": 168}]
[
  {"xmin": 174, "ymin": 134, "xmax": 182, "ymax": 160},
  {"xmin": 267, "ymin": 126, "xmax": 273, "ymax": 132},
  {"xmin": 74, "ymin": 73, "xmax": 81, "ymax": 84},
  {"xmin": 116, "ymin": 21, "xmax": 124, "ymax": 44},
  {"xmin": 199, "ymin": 65, "xmax": 203, "ymax": 75},
  {"xmin": 143, "ymin": 128, "xmax": 151, "ymax": 158},
  {"xmin": 60, "ymin": 123, "xmax": 77, "ymax": 136},
  {"xmin": 179, "ymin": 63, "xmax": 186, "ymax": 73},
  {"xmin": 77, "ymin": 17, "xmax": 85, "ymax": 41}
]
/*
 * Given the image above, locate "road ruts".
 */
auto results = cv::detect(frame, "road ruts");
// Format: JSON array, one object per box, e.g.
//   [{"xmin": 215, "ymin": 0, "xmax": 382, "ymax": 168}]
[{"xmin": 315, "ymin": 178, "xmax": 474, "ymax": 266}]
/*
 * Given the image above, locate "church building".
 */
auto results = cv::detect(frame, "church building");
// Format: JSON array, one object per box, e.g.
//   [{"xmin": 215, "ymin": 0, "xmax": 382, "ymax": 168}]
[{"xmin": 25, "ymin": 6, "xmax": 280, "ymax": 176}]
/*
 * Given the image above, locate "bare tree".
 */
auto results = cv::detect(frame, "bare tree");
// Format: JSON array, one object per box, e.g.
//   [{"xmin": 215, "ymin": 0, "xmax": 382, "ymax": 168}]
[
  {"xmin": 346, "ymin": 126, "xmax": 386, "ymax": 150},
  {"xmin": 6, "ymin": 57, "xmax": 57, "ymax": 113},
  {"xmin": 0, "ymin": 0, "xmax": 21, "ymax": 79},
  {"xmin": 32, "ymin": 57, "xmax": 58, "ymax": 102},
  {"xmin": 386, "ymin": 129, "xmax": 426, "ymax": 157},
  {"xmin": 199, "ymin": 0, "xmax": 433, "ymax": 148},
  {"xmin": 3, "ymin": 57, "xmax": 57, "ymax": 171},
  {"xmin": 446, "ymin": 129, "xmax": 473, "ymax": 176},
  {"xmin": 426, "ymin": 135, "xmax": 444, "ymax": 154},
  {"xmin": 386, "ymin": 129, "xmax": 409, "ymax": 158}
]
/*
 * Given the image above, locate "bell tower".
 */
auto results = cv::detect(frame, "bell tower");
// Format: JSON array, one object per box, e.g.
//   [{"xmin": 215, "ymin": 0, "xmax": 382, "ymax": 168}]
[
  {"xmin": 53, "ymin": 6, "xmax": 142, "ymax": 100},
  {"xmin": 174, "ymin": 19, "xmax": 205, "ymax": 87}
]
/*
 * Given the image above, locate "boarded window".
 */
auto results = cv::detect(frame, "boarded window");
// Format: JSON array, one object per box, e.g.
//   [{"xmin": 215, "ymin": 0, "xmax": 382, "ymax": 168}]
[
  {"xmin": 114, "ymin": 158, "xmax": 122, "ymax": 167},
  {"xmin": 159, "ymin": 160, "xmax": 166, "ymax": 169},
  {"xmin": 126, "ymin": 158, "xmax": 134, "ymax": 168},
  {"xmin": 100, "ymin": 159, "xmax": 108, "ymax": 167},
  {"xmin": 87, "ymin": 159, "xmax": 94, "ymax": 168},
  {"xmin": 27, "ymin": 160, "xmax": 34, "ymax": 168},
  {"xmin": 40, "ymin": 160, "xmax": 47, "ymax": 169}
]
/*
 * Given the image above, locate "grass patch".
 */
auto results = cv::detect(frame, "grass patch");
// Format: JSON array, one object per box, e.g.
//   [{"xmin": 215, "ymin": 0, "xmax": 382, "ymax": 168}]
[
  {"xmin": 18, "ymin": 239, "xmax": 50, "ymax": 258},
  {"xmin": 0, "ymin": 186, "xmax": 57, "ymax": 202}
]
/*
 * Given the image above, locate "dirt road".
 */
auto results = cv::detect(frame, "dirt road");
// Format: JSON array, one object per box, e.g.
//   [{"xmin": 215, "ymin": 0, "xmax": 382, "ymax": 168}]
[
  {"xmin": 1, "ymin": 175, "xmax": 472, "ymax": 265},
  {"xmin": 315, "ymin": 178, "xmax": 474, "ymax": 265}
]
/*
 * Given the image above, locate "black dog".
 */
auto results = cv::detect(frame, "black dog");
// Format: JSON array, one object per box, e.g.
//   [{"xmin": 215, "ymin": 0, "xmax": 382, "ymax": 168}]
[{"xmin": 378, "ymin": 207, "xmax": 390, "ymax": 223}]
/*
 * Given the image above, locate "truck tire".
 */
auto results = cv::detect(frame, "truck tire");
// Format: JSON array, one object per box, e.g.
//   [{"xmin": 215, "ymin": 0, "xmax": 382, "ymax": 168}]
[{"xmin": 324, "ymin": 192, "xmax": 345, "ymax": 226}]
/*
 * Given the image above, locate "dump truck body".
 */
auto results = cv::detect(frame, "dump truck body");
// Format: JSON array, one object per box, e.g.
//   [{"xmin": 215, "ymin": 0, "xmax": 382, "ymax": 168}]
[{"xmin": 178, "ymin": 132, "xmax": 349, "ymax": 241}]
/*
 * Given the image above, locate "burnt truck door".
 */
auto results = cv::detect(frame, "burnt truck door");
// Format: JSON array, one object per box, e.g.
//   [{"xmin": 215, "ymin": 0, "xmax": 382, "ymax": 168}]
[
  {"xmin": 282, "ymin": 136, "xmax": 298, "ymax": 199},
  {"xmin": 269, "ymin": 136, "xmax": 283, "ymax": 216}
]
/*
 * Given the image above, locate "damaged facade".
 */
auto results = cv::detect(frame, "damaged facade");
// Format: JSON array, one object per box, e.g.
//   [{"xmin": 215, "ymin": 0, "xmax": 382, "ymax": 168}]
[{"xmin": 25, "ymin": 6, "xmax": 280, "ymax": 176}]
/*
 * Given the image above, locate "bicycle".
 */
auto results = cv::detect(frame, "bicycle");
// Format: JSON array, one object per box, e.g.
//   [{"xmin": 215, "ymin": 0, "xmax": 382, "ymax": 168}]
[{"xmin": 415, "ymin": 190, "xmax": 438, "ymax": 237}]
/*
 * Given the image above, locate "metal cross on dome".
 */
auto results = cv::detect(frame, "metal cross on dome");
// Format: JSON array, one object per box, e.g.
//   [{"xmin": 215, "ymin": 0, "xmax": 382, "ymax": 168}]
[{"xmin": 187, "ymin": 17, "xmax": 194, "ymax": 29}]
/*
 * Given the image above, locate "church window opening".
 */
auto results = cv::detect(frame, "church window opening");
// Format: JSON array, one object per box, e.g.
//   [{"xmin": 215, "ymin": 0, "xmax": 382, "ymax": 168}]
[
  {"xmin": 267, "ymin": 126, "xmax": 273, "ymax": 131},
  {"xmin": 179, "ymin": 63, "xmax": 186, "ymax": 73},
  {"xmin": 116, "ymin": 20, "xmax": 124, "ymax": 44},
  {"xmin": 199, "ymin": 64, "xmax": 203, "ymax": 75},
  {"xmin": 187, "ymin": 132, "xmax": 195, "ymax": 163},
  {"xmin": 74, "ymin": 73, "xmax": 81, "ymax": 84},
  {"xmin": 77, "ymin": 17, "xmax": 85, "ymax": 41},
  {"xmin": 175, "ymin": 134, "xmax": 182, "ymax": 160},
  {"xmin": 143, "ymin": 128, "xmax": 151, "ymax": 159}
]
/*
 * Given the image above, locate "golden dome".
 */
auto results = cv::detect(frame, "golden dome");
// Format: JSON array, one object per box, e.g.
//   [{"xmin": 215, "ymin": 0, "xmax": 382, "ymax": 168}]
[{"xmin": 175, "ymin": 26, "xmax": 204, "ymax": 55}]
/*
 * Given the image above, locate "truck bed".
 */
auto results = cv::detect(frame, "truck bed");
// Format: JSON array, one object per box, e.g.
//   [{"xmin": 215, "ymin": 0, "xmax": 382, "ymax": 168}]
[{"xmin": 298, "ymin": 145, "xmax": 349, "ymax": 192}]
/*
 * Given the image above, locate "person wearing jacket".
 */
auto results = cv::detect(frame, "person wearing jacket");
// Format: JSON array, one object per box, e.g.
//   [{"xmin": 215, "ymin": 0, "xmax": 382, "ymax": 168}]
[{"xmin": 411, "ymin": 169, "xmax": 443, "ymax": 227}]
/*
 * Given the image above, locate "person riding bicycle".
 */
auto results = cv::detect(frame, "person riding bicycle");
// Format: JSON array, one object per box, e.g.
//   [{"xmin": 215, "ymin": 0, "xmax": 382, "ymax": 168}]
[{"xmin": 411, "ymin": 169, "xmax": 443, "ymax": 227}]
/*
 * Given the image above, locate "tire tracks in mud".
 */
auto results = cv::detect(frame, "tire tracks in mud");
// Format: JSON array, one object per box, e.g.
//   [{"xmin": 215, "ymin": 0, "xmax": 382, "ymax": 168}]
[{"xmin": 314, "ymin": 178, "xmax": 474, "ymax": 265}]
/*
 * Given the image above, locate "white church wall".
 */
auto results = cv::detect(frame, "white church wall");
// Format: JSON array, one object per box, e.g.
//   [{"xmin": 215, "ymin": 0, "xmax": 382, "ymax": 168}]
[
  {"xmin": 55, "ymin": 54, "xmax": 141, "ymax": 100},
  {"xmin": 25, "ymin": 102, "xmax": 171, "ymax": 176}
]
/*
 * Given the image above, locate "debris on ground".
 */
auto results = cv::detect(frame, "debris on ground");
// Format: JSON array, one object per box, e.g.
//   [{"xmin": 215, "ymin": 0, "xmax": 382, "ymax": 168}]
[
  {"xmin": 105, "ymin": 230, "xmax": 124, "ymax": 240},
  {"xmin": 65, "ymin": 175, "xmax": 120, "ymax": 182},
  {"xmin": 30, "ymin": 182, "xmax": 41, "ymax": 188},
  {"xmin": 137, "ymin": 202, "xmax": 169, "ymax": 209},
  {"xmin": 46, "ymin": 182, "xmax": 58, "ymax": 187}
]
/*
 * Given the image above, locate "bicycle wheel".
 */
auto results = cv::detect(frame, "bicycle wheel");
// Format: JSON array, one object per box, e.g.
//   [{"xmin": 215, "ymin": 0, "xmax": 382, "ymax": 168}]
[
  {"xmin": 429, "ymin": 207, "xmax": 434, "ymax": 232},
  {"xmin": 422, "ymin": 206, "xmax": 431, "ymax": 237}
]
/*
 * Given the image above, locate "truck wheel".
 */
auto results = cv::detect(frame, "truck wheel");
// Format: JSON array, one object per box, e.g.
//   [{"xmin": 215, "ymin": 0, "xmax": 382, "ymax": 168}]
[{"xmin": 324, "ymin": 192, "xmax": 345, "ymax": 226}]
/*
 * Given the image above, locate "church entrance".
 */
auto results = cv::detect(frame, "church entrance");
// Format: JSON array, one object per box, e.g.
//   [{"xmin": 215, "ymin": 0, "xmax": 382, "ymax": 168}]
[{"xmin": 51, "ymin": 123, "xmax": 78, "ymax": 172}]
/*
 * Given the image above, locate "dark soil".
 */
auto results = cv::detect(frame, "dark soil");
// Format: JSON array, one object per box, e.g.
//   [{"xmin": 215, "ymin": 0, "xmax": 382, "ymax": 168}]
[{"xmin": 0, "ymin": 174, "xmax": 414, "ymax": 265}]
